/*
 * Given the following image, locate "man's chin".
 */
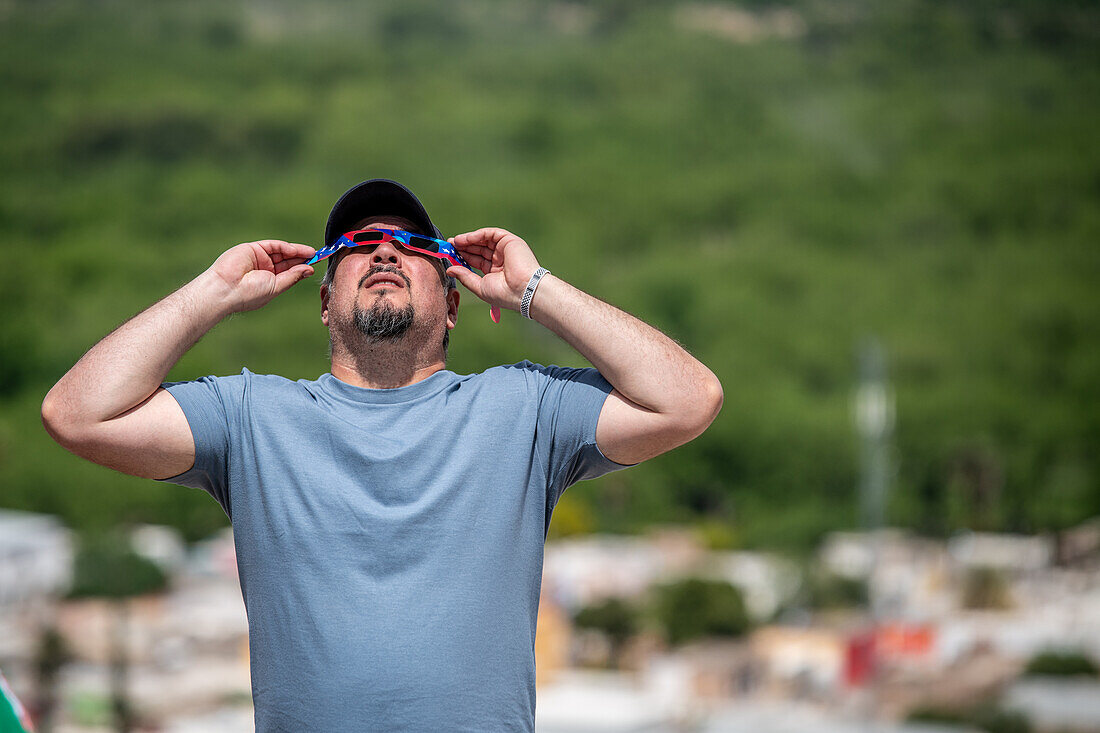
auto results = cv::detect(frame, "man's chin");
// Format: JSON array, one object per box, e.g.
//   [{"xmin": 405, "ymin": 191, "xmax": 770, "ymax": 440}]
[{"xmin": 351, "ymin": 301, "xmax": 415, "ymax": 341}]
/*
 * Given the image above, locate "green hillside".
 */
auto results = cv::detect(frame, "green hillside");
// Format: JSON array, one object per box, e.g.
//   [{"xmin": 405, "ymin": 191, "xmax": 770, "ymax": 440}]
[{"xmin": 2, "ymin": 0, "xmax": 1097, "ymax": 548}]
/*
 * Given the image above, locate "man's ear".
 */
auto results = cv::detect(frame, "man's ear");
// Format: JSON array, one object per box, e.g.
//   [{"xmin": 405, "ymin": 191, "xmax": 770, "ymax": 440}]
[
  {"xmin": 446, "ymin": 287, "xmax": 460, "ymax": 330},
  {"xmin": 320, "ymin": 283, "xmax": 330, "ymax": 327}
]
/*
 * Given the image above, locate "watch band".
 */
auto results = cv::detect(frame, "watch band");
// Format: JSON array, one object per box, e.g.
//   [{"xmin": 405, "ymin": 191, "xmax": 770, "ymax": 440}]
[{"xmin": 520, "ymin": 267, "xmax": 550, "ymax": 319}]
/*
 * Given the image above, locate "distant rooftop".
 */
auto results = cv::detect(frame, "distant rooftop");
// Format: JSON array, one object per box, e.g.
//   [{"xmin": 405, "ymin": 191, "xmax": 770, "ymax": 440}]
[{"xmin": 0, "ymin": 508, "xmax": 69, "ymax": 547}]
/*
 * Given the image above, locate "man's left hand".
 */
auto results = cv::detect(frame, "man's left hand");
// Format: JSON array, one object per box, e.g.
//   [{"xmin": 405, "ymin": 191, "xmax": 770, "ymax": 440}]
[{"xmin": 447, "ymin": 228, "xmax": 542, "ymax": 315}]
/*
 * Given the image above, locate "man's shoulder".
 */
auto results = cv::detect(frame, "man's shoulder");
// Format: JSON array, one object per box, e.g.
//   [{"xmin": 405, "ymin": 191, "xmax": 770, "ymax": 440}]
[
  {"xmin": 478, "ymin": 360, "xmax": 578, "ymax": 376},
  {"xmin": 479, "ymin": 360, "xmax": 539, "ymax": 376},
  {"xmin": 472, "ymin": 360, "xmax": 560, "ymax": 384},
  {"xmin": 471, "ymin": 362, "xmax": 608, "ymax": 395},
  {"xmin": 451, "ymin": 362, "xmax": 551, "ymax": 397},
  {"xmin": 163, "ymin": 368, "xmax": 315, "ymax": 397},
  {"xmin": 479, "ymin": 361, "xmax": 601, "ymax": 382}
]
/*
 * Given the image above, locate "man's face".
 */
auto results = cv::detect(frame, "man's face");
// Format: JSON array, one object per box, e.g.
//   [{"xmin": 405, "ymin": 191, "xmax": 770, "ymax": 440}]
[{"xmin": 320, "ymin": 219, "xmax": 459, "ymax": 350}]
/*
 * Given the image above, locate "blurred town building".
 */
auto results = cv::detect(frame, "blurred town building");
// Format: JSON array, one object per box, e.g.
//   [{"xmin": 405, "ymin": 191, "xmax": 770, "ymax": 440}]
[{"xmin": 1, "ymin": 514, "xmax": 1099, "ymax": 731}]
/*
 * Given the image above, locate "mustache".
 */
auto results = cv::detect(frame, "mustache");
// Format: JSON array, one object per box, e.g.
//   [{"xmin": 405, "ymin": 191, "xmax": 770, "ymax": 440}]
[{"xmin": 358, "ymin": 265, "xmax": 411, "ymax": 290}]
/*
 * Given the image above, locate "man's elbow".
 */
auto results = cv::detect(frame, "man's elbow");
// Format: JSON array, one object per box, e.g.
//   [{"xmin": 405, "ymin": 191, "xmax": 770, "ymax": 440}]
[
  {"xmin": 709, "ymin": 373, "xmax": 723, "ymax": 410},
  {"xmin": 42, "ymin": 398, "xmax": 124, "ymax": 473},
  {"xmin": 41, "ymin": 390, "xmax": 84, "ymax": 450},
  {"xmin": 42, "ymin": 393, "xmax": 69, "ymax": 447},
  {"xmin": 676, "ymin": 374, "xmax": 723, "ymax": 439},
  {"xmin": 698, "ymin": 375, "xmax": 724, "ymax": 427}
]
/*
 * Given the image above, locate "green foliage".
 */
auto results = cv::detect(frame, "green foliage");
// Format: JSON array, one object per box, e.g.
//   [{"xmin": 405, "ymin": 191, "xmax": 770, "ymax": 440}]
[
  {"xmin": 68, "ymin": 533, "xmax": 170, "ymax": 600},
  {"xmin": 61, "ymin": 110, "xmax": 303, "ymax": 165},
  {"xmin": 651, "ymin": 577, "xmax": 751, "ymax": 646},
  {"xmin": 547, "ymin": 493, "xmax": 597, "ymax": 539},
  {"xmin": 694, "ymin": 519, "xmax": 740, "ymax": 551},
  {"xmin": 961, "ymin": 566, "xmax": 1012, "ymax": 610},
  {"xmin": 804, "ymin": 569, "xmax": 868, "ymax": 610},
  {"xmin": 67, "ymin": 691, "xmax": 112, "ymax": 729},
  {"xmin": 573, "ymin": 597, "xmax": 641, "ymax": 651},
  {"xmin": 1, "ymin": 0, "xmax": 1098, "ymax": 547},
  {"xmin": 907, "ymin": 704, "xmax": 1032, "ymax": 733},
  {"xmin": 33, "ymin": 625, "xmax": 70, "ymax": 733},
  {"xmin": 1024, "ymin": 650, "xmax": 1100, "ymax": 678}
]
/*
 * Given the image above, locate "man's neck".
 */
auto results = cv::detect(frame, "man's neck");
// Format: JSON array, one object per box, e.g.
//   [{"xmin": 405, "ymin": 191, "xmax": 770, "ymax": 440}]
[{"xmin": 329, "ymin": 339, "xmax": 445, "ymax": 389}]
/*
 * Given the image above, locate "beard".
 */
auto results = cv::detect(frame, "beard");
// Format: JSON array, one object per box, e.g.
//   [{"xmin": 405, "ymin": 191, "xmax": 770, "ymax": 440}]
[{"xmin": 352, "ymin": 295, "xmax": 415, "ymax": 342}]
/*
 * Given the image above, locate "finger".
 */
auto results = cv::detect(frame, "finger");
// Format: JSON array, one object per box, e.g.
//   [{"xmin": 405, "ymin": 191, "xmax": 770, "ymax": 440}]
[
  {"xmin": 272, "ymin": 264, "xmax": 314, "ymax": 294},
  {"xmin": 458, "ymin": 252, "xmax": 494, "ymax": 273},
  {"xmin": 447, "ymin": 266, "xmax": 483, "ymax": 298},
  {"xmin": 247, "ymin": 243, "xmax": 277, "ymax": 273},
  {"xmin": 452, "ymin": 242, "xmax": 495, "ymax": 259},
  {"xmin": 258, "ymin": 240, "xmax": 317, "ymax": 260},
  {"xmin": 461, "ymin": 250, "xmax": 497, "ymax": 272},
  {"xmin": 272, "ymin": 257, "xmax": 311, "ymax": 274},
  {"xmin": 449, "ymin": 243, "xmax": 492, "ymax": 269},
  {"xmin": 450, "ymin": 230, "xmax": 483, "ymax": 245},
  {"xmin": 271, "ymin": 253, "xmax": 312, "ymax": 266},
  {"xmin": 452, "ymin": 228, "xmax": 510, "ymax": 246}
]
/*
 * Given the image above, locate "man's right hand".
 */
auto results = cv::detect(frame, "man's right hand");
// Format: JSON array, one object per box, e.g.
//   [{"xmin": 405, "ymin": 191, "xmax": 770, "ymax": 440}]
[{"xmin": 208, "ymin": 240, "xmax": 316, "ymax": 313}]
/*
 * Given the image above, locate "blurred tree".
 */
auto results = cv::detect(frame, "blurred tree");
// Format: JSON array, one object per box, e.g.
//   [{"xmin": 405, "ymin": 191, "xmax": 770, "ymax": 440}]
[
  {"xmin": 32, "ymin": 626, "xmax": 70, "ymax": 733},
  {"xmin": 803, "ymin": 568, "xmax": 868, "ymax": 610},
  {"xmin": 1023, "ymin": 650, "xmax": 1099, "ymax": 678},
  {"xmin": 651, "ymin": 578, "xmax": 750, "ymax": 646},
  {"xmin": 694, "ymin": 518, "xmax": 739, "ymax": 551},
  {"xmin": 961, "ymin": 566, "xmax": 1012, "ymax": 610},
  {"xmin": 68, "ymin": 532, "xmax": 169, "ymax": 733},
  {"xmin": 947, "ymin": 443, "xmax": 1004, "ymax": 532},
  {"xmin": 547, "ymin": 493, "xmax": 596, "ymax": 540},
  {"xmin": 907, "ymin": 703, "xmax": 1032, "ymax": 733},
  {"xmin": 573, "ymin": 597, "xmax": 641, "ymax": 669}
]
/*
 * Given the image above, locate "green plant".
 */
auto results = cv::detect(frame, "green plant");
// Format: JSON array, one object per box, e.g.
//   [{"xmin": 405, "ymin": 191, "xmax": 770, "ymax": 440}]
[
  {"xmin": 68, "ymin": 531, "xmax": 170, "ymax": 733},
  {"xmin": 651, "ymin": 577, "xmax": 750, "ymax": 646},
  {"xmin": 573, "ymin": 597, "xmax": 641, "ymax": 668},
  {"xmin": 68, "ymin": 534, "xmax": 169, "ymax": 600},
  {"xmin": 907, "ymin": 703, "xmax": 1032, "ymax": 733},
  {"xmin": 805, "ymin": 569, "xmax": 868, "ymax": 610},
  {"xmin": 1024, "ymin": 650, "xmax": 1099, "ymax": 677},
  {"xmin": 961, "ymin": 566, "xmax": 1012, "ymax": 610}
]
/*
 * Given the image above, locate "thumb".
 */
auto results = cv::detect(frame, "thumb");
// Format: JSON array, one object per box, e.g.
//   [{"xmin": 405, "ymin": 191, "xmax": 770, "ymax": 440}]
[
  {"xmin": 273, "ymin": 264, "xmax": 314, "ymax": 294},
  {"xmin": 448, "ymin": 266, "xmax": 483, "ymax": 299}
]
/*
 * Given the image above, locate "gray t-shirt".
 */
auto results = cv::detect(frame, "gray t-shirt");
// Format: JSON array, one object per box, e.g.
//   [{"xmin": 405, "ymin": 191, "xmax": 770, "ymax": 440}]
[{"xmin": 157, "ymin": 361, "xmax": 634, "ymax": 732}]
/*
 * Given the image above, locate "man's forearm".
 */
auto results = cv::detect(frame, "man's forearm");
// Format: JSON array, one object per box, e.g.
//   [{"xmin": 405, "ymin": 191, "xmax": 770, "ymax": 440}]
[
  {"xmin": 43, "ymin": 271, "xmax": 234, "ymax": 426},
  {"xmin": 528, "ymin": 274, "xmax": 721, "ymax": 417}
]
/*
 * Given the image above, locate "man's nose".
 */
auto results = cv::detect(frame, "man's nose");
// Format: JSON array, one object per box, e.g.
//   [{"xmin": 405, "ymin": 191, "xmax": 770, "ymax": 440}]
[{"xmin": 370, "ymin": 241, "xmax": 403, "ymax": 266}]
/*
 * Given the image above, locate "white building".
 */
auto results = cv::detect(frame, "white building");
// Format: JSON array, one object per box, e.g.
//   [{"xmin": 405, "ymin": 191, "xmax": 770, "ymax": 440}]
[{"xmin": 0, "ymin": 509, "xmax": 72, "ymax": 612}]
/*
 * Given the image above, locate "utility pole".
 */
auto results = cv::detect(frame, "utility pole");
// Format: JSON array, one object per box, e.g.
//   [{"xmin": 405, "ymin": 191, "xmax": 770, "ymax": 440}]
[
  {"xmin": 856, "ymin": 338, "xmax": 894, "ymax": 537},
  {"xmin": 853, "ymin": 337, "xmax": 895, "ymax": 731}
]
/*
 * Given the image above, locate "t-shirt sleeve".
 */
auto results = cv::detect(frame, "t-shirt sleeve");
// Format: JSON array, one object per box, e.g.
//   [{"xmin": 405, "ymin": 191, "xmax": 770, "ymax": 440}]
[
  {"xmin": 525, "ymin": 362, "xmax": 638, "ymax": 510},
  {"xmin": 154, "ymin": 373, "xmax": 247, "ymax": 519}
]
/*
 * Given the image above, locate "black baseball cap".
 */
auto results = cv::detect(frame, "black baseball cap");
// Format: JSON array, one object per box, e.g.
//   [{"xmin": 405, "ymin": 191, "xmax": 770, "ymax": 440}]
[{"xmin": 324, "ymin": 179, "xmax": 443, "ymax": 250}]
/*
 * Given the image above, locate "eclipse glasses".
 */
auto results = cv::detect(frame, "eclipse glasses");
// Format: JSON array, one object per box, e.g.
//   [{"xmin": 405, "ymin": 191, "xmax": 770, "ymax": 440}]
[
  {"xmin": 308, "ymin": 227, "xmax": 500, "ymax": 323},
  {"xmin": 306, "ymin": 227, "xmax": 473, "ymax": 269}
]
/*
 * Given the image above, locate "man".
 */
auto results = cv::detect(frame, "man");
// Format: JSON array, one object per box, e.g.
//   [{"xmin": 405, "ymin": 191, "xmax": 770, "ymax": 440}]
[{"xmin": 41, "ymin": 179, "xmax": 723, "ymax": 731}]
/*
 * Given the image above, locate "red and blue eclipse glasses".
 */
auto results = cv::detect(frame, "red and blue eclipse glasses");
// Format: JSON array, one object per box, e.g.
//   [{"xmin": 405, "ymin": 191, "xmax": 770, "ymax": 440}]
[
  {"xmin": 307, "ymin": 227, "xmax": 472, "ymax": 269},
  {"xmin": 309, "ymin": 227, "xmax": 500, "ymax": 323}
]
